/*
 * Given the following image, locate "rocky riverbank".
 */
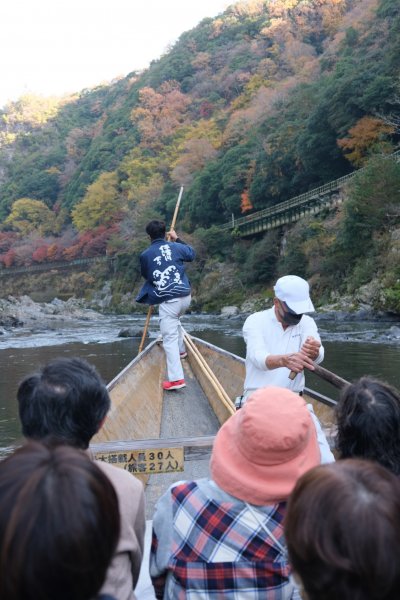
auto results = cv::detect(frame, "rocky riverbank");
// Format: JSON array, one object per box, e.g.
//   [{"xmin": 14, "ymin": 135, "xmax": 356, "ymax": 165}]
[
  {"xmin": 0, "ymin": 295, "xmax": 150, "ymax": 341},
  {"xmin": 0, "ymin": 296, "xmax": 103, "ymax": 334},
  {"xmin": 0, "ymin": 293, "xmax": 399, "ymax": 342}
]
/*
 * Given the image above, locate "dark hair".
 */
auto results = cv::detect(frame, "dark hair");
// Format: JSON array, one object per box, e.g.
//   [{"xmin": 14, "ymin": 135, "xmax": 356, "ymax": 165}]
[
  {"xmin": 145, "ymin": 220, "xmax": 166, "ymax": 240},
  {"xmin": 0, "ymin": 441, "xmax": 120, "ymax": 600},
  {"xmin": 285, "ymin": 459, "xmax": 400, "ymax": 600},
  {"xmin": 17, "ymin": 357, "xmax": 111, "ymax": 449},
  {"xmin": 336, "ymin": 376, "xmax": 400, "ymax": 474}
]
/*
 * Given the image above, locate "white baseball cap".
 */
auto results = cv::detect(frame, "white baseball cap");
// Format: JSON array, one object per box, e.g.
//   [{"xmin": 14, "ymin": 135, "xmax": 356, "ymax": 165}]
[{"xmin": 273, "ymin": 275, "xmax": 315, "ymax": 314}]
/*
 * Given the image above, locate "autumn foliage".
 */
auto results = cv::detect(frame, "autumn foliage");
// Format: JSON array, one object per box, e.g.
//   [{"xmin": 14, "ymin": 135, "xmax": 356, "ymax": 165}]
[
  {"xmin": 338, "ymin": 117, "xmax": 395, "ymax": 167},
  {"xmin": 131, "ymin": 81, "xmax": 191, "ymax": 150},
  {"xmin": 0, "ymin": 0, "xmax": 398, "ymax": 276},
  {"xmin": 62, "ymin": 226, "xmax": 118, "ymax": 260},
  {"xmin": 240, "ymin": 190, "xmax": 253, "ymax": 213}
]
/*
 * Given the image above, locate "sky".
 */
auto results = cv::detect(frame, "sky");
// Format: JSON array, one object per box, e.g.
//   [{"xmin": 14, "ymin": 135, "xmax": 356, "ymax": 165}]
[{"xmin": 1, "ymin": 0, "xmax": 230, "ymax": 109}]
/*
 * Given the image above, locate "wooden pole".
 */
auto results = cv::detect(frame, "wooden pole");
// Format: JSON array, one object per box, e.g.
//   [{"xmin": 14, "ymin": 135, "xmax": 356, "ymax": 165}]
[
  {"xmin": 183, "ymin": 332, "xmax": 235, "ymax": 415},
  {"xmin": 137, "ymin": 187, "xmax": 184, "ymax": 356},
  {"xmin": 310, "ymin": 364, "xmax": 349, "ymax": 390},
  {"xmin": 290, "ymin": 363, "xmax": 349, "ymax": 389},
  {"xmin": 169, "ymin": 186, "xmax": 184, "ymax": 232},
  {"xmin": 184, "ymin": 334, "xmax": 231, "ymax": 404},
  {"xmin": 138, "ymin": 306, "xmax": 153, "ymax": 354}
]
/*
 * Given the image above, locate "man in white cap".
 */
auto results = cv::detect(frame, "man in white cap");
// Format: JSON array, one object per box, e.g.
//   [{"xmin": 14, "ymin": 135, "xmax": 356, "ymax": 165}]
[{"xmin": 242, "ymin": 275, "xmax": 324, "ymax": 401}]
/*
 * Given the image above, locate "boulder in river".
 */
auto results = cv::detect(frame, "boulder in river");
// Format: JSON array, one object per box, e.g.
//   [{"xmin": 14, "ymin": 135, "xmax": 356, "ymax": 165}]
[
  {"xmin": 0, "ymin": 295, "xmax": 103, "ymax": 330},
  {"xmin": 0, "ymin": 314, "xmax": 24, "ymax": 328},
  {"xmin": 388, "ymin": 325, "xmax": 400, "ymax": 339},
  {"xmin": 220, "ymin": 306, "xmax": 240, "ymax": 318},
  {"xmin": 118, "ymin": 327, "xmax": 147, "ymax": 339}
]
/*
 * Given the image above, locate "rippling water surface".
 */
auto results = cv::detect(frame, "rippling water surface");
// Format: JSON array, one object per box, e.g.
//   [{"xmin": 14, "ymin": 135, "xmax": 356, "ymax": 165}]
[{"xmin": 0, "ymin": 312, "xmax": 399, "ymax": 453}]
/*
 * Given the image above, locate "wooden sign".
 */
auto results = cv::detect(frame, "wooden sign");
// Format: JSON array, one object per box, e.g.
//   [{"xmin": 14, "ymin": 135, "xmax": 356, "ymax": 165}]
[{"xmin": 94, "ymin": 447, "xmax": 184, "ymax": 475}]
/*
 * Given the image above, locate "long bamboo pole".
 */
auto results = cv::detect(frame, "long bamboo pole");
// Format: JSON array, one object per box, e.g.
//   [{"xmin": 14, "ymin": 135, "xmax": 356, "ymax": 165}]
[
  {"xmin": 137, "ymin": 186, "xmax": 184, "ymax": 355},
  {"xmin": 169, "ymin": 186, "xmax": 184, "ymax": 232},
  {"xmin": 183, "ymin": 332, "xmax": 235, "ymax": 415}
]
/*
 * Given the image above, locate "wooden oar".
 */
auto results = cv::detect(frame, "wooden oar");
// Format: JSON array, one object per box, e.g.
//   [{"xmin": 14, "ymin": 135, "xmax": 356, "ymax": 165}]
[
  {"xmin": 183, "ymin": 332, "xmax": 236, "ymax": 415},
  {"xmin": 310, "ymin": 363, "xmax": 349, "ymax": 390},
  {"xmin": 290, "ymin": 362, "xmax": 349, "ymax": 389},
  {"xmin": 137, "ymin": 186, "xmax": 184, "ymax": 355}
]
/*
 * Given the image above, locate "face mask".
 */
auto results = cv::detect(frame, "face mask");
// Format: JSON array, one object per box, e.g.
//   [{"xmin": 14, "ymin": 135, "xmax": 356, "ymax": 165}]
[
  {"xmin": 282, "ymin": 310, "xmax": 303, "ymax": 326},
  {"xmin": 278, "ymin": 301, "xmax": 303, "ymax": 326}
]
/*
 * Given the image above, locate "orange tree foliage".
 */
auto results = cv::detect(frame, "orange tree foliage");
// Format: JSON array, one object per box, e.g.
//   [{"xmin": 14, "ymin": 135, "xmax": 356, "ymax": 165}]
[
  {"xmin": 0, "ymin": 249, "xmax": 16, "ymax": 268},
  {"xmin": 131, "ymin": 81, "xmax": 191, "ymax": 150},
  {"xmin": 31, "ymin": 241, "xmax": 62, "ymax": 264},
  {"xmin": 32, "ymin": 245, "xmax": 49, "ymax": 263},
  {"xmin": 240, "ymin": 190, "xmax": 254, "ymax": 213},
  {"xmin": 171, "ymin": 138, "xmax": 218, "ymax": 187},
  {"xmin": 337, "ymin": 116, "xmax": 395, "ymax": 167},
  {"xmin": 62, "ymin": 225, "xmax": 117, "ymax": 260},
  {"xmin": 47, "ymin": 243, "xmax": 60, "ymax": 261}
]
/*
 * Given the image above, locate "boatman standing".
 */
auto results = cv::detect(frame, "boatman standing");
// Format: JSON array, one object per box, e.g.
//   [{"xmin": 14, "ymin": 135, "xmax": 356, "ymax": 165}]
[
  {"xmin": 136, "ymin": 220, "xmax": 195, "ymax": 391},
  {"xmin": 242, "ymin": 275, "xmax": 324, "ymax": 402}
]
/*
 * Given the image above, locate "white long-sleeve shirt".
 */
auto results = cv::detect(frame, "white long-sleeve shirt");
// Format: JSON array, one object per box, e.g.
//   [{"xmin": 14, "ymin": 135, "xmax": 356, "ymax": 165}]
[{"xmin": 243, "ymin": 308, "xmax": 324, "ymax": 394}]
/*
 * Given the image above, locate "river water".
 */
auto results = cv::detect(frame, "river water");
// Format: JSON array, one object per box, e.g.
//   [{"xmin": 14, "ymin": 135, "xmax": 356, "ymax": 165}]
[{"xmin": 0, "ymin": 312, "xmax": 399, "ymax": 455}]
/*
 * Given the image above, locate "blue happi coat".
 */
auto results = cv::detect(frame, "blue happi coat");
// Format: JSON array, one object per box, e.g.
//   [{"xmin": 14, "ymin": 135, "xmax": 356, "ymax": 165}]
[{"xmin": 136, "ymin": 238, "xmax": 195, "ymax": 305}]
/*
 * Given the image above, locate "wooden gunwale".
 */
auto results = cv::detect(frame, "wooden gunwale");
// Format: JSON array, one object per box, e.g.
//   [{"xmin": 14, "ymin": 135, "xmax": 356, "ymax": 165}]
[
  {"xmin": 91, "ymin": 336, "xmax": 337, "ymax": 515},
  {"xmin": 91, "ymin": 336, "xmax": 337, "ymax": 457},
  {"xmin": 91, "ymin": 338, "xmax": 166, "ymax": 448},
  {"xmin": 107, "ymin": 338, "xmax": 161, "ymax": 393}
]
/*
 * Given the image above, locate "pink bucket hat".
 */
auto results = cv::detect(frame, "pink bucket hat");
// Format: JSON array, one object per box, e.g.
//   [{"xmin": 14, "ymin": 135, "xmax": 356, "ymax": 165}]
[{"xmin": 210, "ymin": 387, "xmax": 320, "ymax": 505}]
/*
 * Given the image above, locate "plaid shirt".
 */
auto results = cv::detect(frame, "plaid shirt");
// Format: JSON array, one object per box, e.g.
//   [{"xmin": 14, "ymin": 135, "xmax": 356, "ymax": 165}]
[{"xmin": 150, "ymin": 479, "xmax": 299, "ymax": 599}]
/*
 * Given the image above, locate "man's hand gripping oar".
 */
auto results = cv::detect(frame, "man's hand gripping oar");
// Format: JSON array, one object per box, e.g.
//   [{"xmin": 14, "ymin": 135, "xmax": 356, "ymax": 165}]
[{"xmin": 289, "ymin": 335, "xmax": 349, "ymax": 390}]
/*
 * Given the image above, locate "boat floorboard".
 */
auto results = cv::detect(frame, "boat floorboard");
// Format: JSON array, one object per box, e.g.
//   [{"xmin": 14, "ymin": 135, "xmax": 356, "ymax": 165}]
[{"xmin": 144, "ymin": 359, "xmax": 220, "ymax": 518}]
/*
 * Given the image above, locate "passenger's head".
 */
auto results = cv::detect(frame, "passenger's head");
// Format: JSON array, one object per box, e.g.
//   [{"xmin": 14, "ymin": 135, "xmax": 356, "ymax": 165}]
[
  {"xmin": 145, "ymin": 219, "xmax": 166, "ymax": 240},
  {"xmin": 273, "ymin": 275, "xmax": 315, "ymax": 326},
  {"xmin": 17, "ymin": 357, "xmax": 111, "ymax": 449},
  {"xmin": 285, "ymin": 459, "xmax": 400, "ymax": 600},
  {"xmin": 210, "ymin": 387, "xmax": 320, "ymax": 505},
  {"xmin": 336, "ymin": 376, "xmax": 400, "ymax": 474},
  {"xmin": 0, "ymin": 441, "xmax": 120, "ymax": 600}
]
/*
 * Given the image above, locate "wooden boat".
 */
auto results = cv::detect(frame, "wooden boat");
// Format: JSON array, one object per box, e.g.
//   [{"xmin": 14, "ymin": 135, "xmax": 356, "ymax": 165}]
[{"xmin": 90, "ymin": 335, "xmax": 337, "ymax": 516}]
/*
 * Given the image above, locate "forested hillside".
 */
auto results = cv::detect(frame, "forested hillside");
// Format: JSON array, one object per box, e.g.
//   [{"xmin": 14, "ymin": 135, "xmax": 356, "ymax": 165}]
[{"xmin": 0, "ymin": 0, "xmax": 399, "ymax": 312}]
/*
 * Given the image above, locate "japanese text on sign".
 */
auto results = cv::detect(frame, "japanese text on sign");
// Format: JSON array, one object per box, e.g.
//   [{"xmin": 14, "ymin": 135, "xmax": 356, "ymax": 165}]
[{"xmin": 94, "ymin": 447, "xmax": 184, "ymax": 475}]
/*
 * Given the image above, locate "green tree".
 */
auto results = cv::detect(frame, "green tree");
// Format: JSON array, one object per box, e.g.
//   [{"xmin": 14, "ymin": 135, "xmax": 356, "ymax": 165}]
[
  {"xmin": 4, "ymin": 198, "xmax": 56, "ymax": 235},
  {"xmin": 340, "ymin": 156, "xmax": 400, "ymax": 255},
  {"xmin": 72, "ymin": 172, "xmax": 122, "ymax": 231},
  {"xmin": 185, "ymin": 161, "xmax": 225, "ymax": 227},
  {"xmin": 323, "ymin": 155, "xmax": 400, "ymax": 284},
  {"xmin": 241, "ymin": 231, "xmax": 280, "ymax": 285}
]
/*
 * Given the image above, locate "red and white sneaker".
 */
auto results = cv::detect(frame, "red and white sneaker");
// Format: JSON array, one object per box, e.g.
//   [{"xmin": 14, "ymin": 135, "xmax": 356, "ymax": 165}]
[
  {"xmin": 179, "ymin": 351, "xmax": 188, "ymax": 359},
  {"xmin": 162, "ymin": 379, "xmax": 186, "ymax": 391}
]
